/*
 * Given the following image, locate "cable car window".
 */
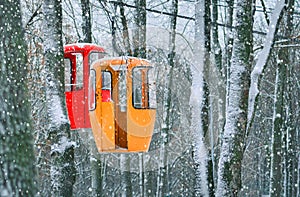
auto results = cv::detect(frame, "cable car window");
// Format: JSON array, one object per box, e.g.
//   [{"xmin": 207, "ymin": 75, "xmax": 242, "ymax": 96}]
[
  {"xmin": 89, "ymin": 52, "xmax": 106, "ymax": 67},
  {"xmin": 118, "ymin": 71, "xmax": 127, "ymax": 112},
  {"xmin": 102, "ymin": 71, "xmax": 112, "ymax": 102},
  {"xmin": 74, "ymin": 53, "xmax": 83, "ymax": 90},
  {"xmin": 132, "ymin": 66, "xmax": 156, "ymax": 109},
  {"xmin": 89, "ymin": 69, "xmax": 96, "ymax": 111},
  {"xmin": 64, "ymin": 58, "xmax": 72, "ymax": 92},
  {"xmin": 133, "ymin": 68, "xmax": 143, "ymax": 108}
]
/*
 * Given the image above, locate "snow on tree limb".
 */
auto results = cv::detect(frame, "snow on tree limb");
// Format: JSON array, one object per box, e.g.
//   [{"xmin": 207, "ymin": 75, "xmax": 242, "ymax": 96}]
[
  {"xmin": 51, "ymin": 136, "xmax": 76, "ymax": 155},
  {"xmin": 46, "ymin": 88, "xmax": 69, "ymax": 129},
  {"xmin": 190, "ymin": 0, "xmax": 209, "ymax": 196},
  {"xmin": 247, "ymin": 0, "xmax": 286, "ymax": 133}
]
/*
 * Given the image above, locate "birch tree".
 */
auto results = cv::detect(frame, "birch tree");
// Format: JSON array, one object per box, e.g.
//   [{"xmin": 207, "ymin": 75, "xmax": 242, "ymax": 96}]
[
  {"xmin": 43, "ymin": 0, "xmax": 76, "ymax": 196},
  {"xmin": 0, "ymin": 0, "xmax": 36, "ymax": 196},
  {"xmin": 191, "ymin": 0, "xmax": 209, "ymax": 196},
  {"xmin": 216, "ymin": 0, "xmax": 253, "ymax": 196}
]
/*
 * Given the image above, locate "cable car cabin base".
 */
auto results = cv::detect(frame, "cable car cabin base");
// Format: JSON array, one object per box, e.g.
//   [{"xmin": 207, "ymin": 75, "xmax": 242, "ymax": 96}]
[{"xmin": 89, "ymin": 57, "xmax": 156, "ymax": 153}]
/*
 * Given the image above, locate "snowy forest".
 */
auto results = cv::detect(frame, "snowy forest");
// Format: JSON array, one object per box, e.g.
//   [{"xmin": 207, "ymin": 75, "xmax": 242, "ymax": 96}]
[{"xmin": 0, "ymin": 0, "xmax": 299, "ymax": 196}]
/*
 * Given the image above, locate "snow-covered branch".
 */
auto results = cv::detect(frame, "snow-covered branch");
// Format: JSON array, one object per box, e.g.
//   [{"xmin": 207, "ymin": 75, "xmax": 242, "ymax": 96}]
[{"xmin": 247, "ymin": 0, "xmax": 286, "ymax": 133}]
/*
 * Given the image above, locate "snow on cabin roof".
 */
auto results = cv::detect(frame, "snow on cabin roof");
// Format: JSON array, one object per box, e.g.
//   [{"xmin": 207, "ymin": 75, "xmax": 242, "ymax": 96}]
[
  {"xmin": 99, "ymin": 56, "xmax": 151, "ymax": 64},
  {"xmin": 65, "ymin": 43, "xmax": 98, "ymax": 48},
  {"xmin": 90, "ymin": 56, "xmax": 153, "ymax": 71},
  {"xmin": 64, "ymin": 43, "xmax": 105, "ymax": 53}
]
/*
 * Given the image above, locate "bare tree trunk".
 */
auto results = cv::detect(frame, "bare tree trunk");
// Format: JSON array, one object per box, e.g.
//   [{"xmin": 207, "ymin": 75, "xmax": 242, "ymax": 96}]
[
  {"xmin": 191, "ymin": 0, "xmax": 210, "ymax": 196},
  {"xmin": 0, "ymin": 0, "xmax": 36, "ymax": 195},
  {"xmin": 138, "ymin": 153, "xmax": 145, "ymax": 197},
  {"xmin": 281, "ymin": 2, "xmax": 297, "ymax": 196},
  {"xmin": 111, "ymin": 0, "xmax": 133, "ymax": 56},
  {"xmin": 89, "ymin": 137, "xmax": 103, "ymax": 197},
  {"xmin": 79, "ymin": 1, "xmax": 104, "ymax": 195},
  {"xmin": 285, "ymin": 66, "xmax": 299, "ymax": 196},
  {"xmin": 133, "ymin": 0, "xmax": 146, "ymax": 58},
  {"xmin": 211, "ymin": 0, "xmax": 222, "ymax": 73},
  {"xmin": 269, "ymin": 54, "xmax": 285, "ymax": 197},
  {"xmin": 223, "ymin": 0, "xmax": 234, "ymax": 81},
  {"xmin": 216, "ymin": 0, "xmax": 253, "ymax": 196},
  {"xmin": 120, "ymin": 154, "xmax": 132, "ymax": 197},
  {"xmin": 81, "ymin": 0, "xmax": 92, "ymax": 43},
  {"xmin": 269, "ymin": 1, "xmax": 294, "ymax": 196},
  {"xmin": 43, "ymin": 0, "xmax": 76, "ymax": 196},
  {"xmin": 157, "ymin": 1, "xmax": 178, "ymax": 196},
  {"xmin": 119, "ymin": 0, "xmax": 132, "ymax": 55}
]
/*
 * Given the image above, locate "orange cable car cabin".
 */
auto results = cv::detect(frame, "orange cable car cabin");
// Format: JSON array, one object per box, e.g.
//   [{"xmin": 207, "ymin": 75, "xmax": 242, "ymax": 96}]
[
  {"xmin": 64, "ymin": 43, "xmax": 106, "ymax": 130},
  {"xmin": 89, "ymin": 57, "xmax": 157, "ymax": 152}
]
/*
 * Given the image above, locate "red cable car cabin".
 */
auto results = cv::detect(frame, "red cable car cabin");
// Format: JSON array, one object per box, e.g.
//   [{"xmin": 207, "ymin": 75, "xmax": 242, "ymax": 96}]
[
  {"xmin": 64, "ymin": 43, "xmax": 106, "ymax": 129},
  {"xmin": 89, "ymin": 57, "xmax": 157, "ymax": 152}
]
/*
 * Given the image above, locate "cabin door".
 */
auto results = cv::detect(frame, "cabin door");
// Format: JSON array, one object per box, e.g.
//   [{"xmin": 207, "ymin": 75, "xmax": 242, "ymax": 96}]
[
  {"xmin": 99, "ymin": 67, "xmax": 128, "ymax": 149},
  {"xmin": 64, "ymin": 52, "xmax": 85, "ymax": 129},
  {"xmin": 114, "ymin": 70, "xmax": 128, "ymax": 149}
]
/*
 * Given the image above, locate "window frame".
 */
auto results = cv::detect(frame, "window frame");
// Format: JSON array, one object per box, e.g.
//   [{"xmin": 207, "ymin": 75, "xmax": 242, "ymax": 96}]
[
  {"xmin": 118, "ymin": 70, "xmax": 127, "ymax": 112},
  {"xmin": 88, "ymin": 69, "xmax": 96, "ymax": 111},
  {"xmin": 74, "ymin": 53, "xmax": 84, "ymax": 90},
  {"xmin": 64, "ymin": 58, "xmax": 72, "ymax": 92},
  {"xmin": 101, "ymin": 71, "xmax": 112, "ymax": 102},
  {"xmin": 132, "ymin": 66, "xmax": 156, "ymax": 109}
]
